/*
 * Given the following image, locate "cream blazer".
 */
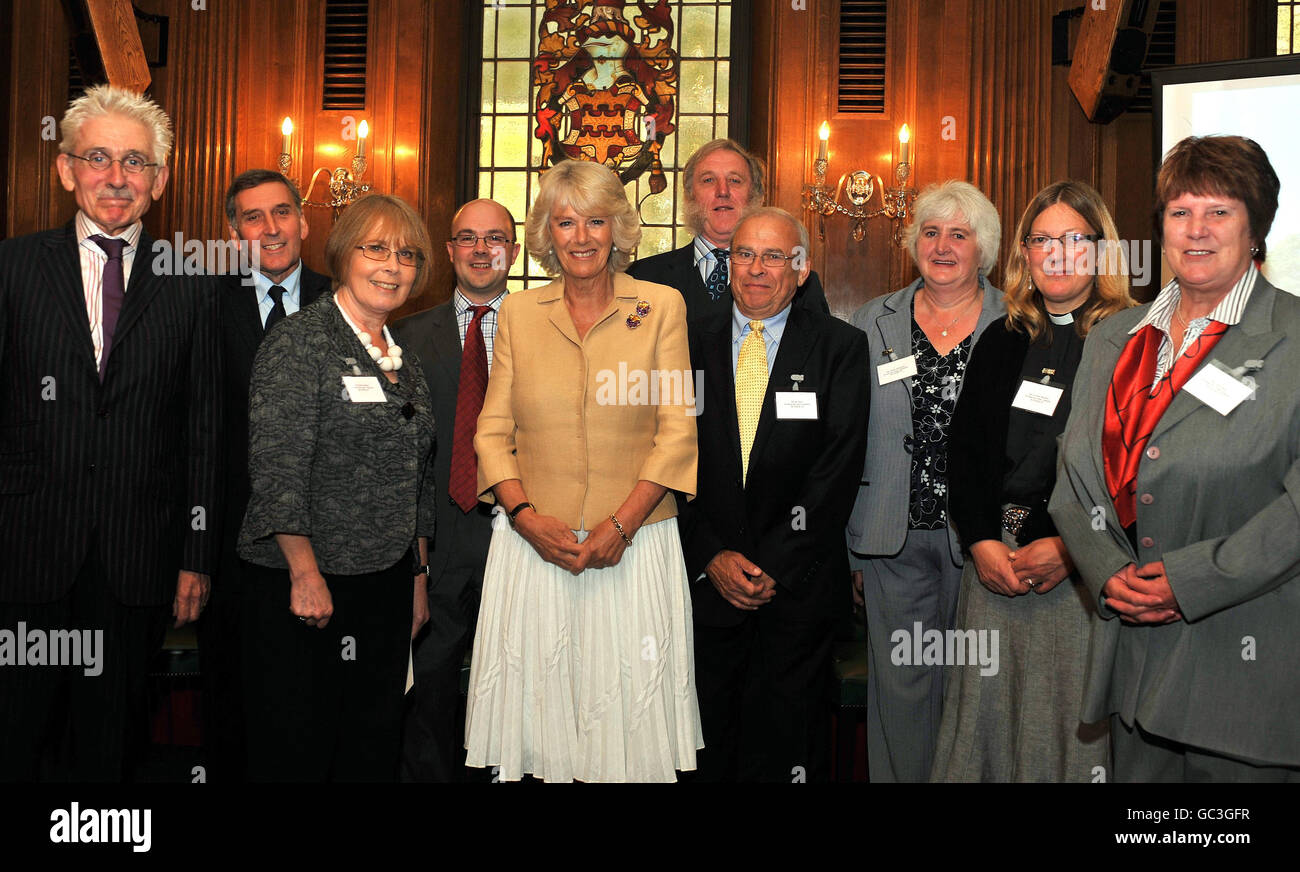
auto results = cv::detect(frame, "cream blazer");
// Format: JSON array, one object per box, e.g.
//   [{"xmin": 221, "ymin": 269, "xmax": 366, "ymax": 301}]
[{"xmin": 475, "ymin": 271, "xmax": 697, "ymax": 530}]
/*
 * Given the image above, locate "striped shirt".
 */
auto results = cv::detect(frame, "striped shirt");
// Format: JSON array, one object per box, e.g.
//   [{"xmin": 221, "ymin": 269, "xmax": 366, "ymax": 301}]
[
  {"xmin": 1129, "ymin": 264, "xmax": 1259, "ymax": 390},
  {"xmin": 453, "ymin": 287, "xmax": 506, "ymax": 375},
  {"xmin": 693, "ymin": 235, "xmax": 727, "ymax": 284},
  {"xmin": 75, "ymin": 211, "xmax": 143, "ymax": 370}
]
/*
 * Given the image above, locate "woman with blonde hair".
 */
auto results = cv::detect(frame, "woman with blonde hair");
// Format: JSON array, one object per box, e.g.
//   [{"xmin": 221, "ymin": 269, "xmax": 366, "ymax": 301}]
[
  {"xmin": 464, "ymin": 159, "xmax": 701, "ymax": 782},
  {"xmin": 932, "ymin": 179, "xmax": 1133, "ymax": 781}
]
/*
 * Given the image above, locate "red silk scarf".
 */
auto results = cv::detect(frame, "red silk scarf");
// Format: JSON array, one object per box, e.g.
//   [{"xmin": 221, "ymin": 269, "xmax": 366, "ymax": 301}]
[{"xmin": 1103, "ymin": 322, "xmax": 1227, "ymax": 528}]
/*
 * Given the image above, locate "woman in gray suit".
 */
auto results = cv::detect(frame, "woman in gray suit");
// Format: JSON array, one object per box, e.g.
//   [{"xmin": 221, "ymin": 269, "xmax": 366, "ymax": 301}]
[
  {"xmin": 846, "ymin": 180, "xmax": 1005, "ymax": 782},
  {"xmin": 1051, "ymin": 135, "xmax": 1300, "ymax": 781},
  {"xmin": 239, "ymin": 194, "xmax": 436, "ymax": 781}
]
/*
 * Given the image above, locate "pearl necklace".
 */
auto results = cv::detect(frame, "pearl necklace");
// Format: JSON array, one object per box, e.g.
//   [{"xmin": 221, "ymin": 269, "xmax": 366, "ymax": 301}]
[{"xmin": 334, "ymin": 292, "xmax": 403, "ymax": 371}]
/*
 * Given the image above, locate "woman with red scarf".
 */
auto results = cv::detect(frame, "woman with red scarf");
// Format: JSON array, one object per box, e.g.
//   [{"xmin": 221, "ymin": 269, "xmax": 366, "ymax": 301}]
[{"xmin": 1050, "ymin": 135, "xmax": 1300, "ymax": 781}]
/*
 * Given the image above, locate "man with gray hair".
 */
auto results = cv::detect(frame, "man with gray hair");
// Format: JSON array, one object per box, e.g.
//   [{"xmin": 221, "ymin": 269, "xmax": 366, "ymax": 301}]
[
  {"xmin": 678, "ymin": 207, "xmax": 868, "ymax": 781},
  {"xmin": 628, "ymin": 138, "xmax": 830, "ymax": 321},
  {"xmin": 0, "ymin": 84, "xmax": 221, "ymax": 780}
]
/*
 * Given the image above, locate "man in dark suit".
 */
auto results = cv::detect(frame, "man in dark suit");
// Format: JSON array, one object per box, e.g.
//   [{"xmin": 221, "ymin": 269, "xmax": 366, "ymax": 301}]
[
  {"xmin": 679, "ymin": 207, "xmax": 869, "ymax": 782},
  {"xmin": 0, "ymin": 85, "xmax": 221, "ymax": 781},
  {"xmin": 627, "ymin": 138, "xmax": 830, "ymax": 319},
  {"xmin": 395, "ymin": 198, "xmax": 520, "ymax": 781},
  {"xmin": 199, "ymin": 169, "xmax": 330, "ymax": 781}
]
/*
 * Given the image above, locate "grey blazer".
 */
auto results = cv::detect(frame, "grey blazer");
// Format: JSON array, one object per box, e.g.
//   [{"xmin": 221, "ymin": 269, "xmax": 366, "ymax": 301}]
[
  {"xmin": 239, "ymin": 293, "xmax": 436, "ymax": 575},
  {"xmin": 845, "ymin": 277, "xmax": 1005, "ymax": 563},
  {"xmin": 1049, "ymin": 274, "xmax": 1300, "ymax": 767}
]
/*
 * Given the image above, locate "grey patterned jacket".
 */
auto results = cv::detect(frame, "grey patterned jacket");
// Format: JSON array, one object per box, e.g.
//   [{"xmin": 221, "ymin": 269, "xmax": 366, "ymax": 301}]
[{"xmin": 238, "ymin": 292, "xmax": 436, "ymax": 574}]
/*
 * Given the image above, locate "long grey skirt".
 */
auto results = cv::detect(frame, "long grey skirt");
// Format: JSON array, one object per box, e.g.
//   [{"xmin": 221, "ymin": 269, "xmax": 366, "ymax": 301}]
[{"xmin": 930, "ymin": 531, "xmax": 1110, "ymax": 782}]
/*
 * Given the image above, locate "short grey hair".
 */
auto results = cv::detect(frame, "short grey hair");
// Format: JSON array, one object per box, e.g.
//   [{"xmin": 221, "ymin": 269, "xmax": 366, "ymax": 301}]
[
  {"xmin": 225, "ymin": 169, "xmax": 304, "ymax": 226},
  {"xmin": 732, "ymin": 206, "xmax": 811, "ymax": 260},
  {"xmin": 682, "ymin": 139, "xmax": 766, "ymax": 237},
  {"xmin": 59, "ymin": 84, "xmax": 173, "ymax": 167},
  {"xmin": 904, "ymin": 180, "xmax": 1001, "ymax": 275},
  {"xmin": 526, "ymin": 160, "xmax": 641, "ymax": 275}
]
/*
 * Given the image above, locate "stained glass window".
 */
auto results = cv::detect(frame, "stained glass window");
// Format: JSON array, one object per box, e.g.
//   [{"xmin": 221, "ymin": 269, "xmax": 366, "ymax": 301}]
[
  {"xmin": 478, "ymin": 0, "xmax": 735, "ymax": 290},
  {"xmin": 1279, "ymin": 2, "xmax": 1299, "ymax": 54}
]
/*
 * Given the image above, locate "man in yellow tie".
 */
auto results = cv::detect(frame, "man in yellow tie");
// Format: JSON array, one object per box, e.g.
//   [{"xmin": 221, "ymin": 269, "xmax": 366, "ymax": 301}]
[{"xmin": 678, "ymin": 207, "xmax": 871, "ymax": 781}]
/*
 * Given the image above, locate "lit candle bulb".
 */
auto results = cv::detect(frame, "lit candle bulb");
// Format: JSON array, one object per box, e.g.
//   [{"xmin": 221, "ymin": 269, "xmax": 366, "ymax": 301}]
[
  {"xmin": 898, "ymin": 124, "xmax": 911, "ymax": 165},
  {"xmin": 281, "ymin": 116, "xmax": 293, "ymax": 155},
  {"xmin": 818, "ymin": 122, "xmax": 829, "ymax": 162},
  {"xmin": 357, "ymin": 120, "xmax": 368, "ymax": 158}
]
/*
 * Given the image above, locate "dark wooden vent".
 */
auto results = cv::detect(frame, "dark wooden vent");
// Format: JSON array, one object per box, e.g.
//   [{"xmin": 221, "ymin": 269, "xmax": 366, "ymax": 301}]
[
  {"xmin": 1131, "ymin": 0, "xmax": 1177, "ymax": 114},
  {"xmin": 323, "ymin": 0, "xmax": 369, "ymax": 110},
  {"xmin": 838, "ymin": 0, "xmax": 888, "ymax": 114}
]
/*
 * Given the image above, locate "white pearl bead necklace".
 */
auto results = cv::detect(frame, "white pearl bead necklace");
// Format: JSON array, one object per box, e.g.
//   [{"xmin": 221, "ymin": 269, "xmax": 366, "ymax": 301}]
[{"xmin": 334, "ymin": 291, "xmax": 403, "ymax": 371}]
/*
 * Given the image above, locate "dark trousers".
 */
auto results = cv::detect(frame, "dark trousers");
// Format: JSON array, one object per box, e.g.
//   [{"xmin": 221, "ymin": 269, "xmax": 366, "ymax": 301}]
[
  {"xmin": 1112, "ymin": 717, "xmax": 1300, "ymax": 783},
  {"xmin": 242, "ymin": 558, "xmax": 411, "ymax": 782},
  {"xmin": 400, "ymin": 556, "xmax": 484, "ymax": 782},
  {"xmin": 693, "ymin": 608, "xmax": 835, "ymax": 782},
  {"xmin": 0, "ymin": 548, "xmax": 168, "ymax": 781},
  {"xmin": 196, "ymin": 544, "xmax": 247, "ymax": 781}
]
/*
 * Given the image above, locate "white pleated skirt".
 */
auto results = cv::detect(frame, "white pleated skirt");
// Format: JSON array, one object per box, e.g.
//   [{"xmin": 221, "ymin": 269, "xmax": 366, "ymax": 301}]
[{"xmin": 464, "ymin": 517, "xmax": 703, "ymax": 782}]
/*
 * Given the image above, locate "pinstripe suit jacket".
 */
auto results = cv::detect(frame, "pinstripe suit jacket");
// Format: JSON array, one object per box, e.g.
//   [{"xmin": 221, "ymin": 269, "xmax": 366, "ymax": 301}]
[
  {"xmin": 0, "ymin": 220, "xmax": 222, "ymax": 606},
  {"xmin": 845, "ymin": 277, "xmax": 1005, "ymax": 563}
]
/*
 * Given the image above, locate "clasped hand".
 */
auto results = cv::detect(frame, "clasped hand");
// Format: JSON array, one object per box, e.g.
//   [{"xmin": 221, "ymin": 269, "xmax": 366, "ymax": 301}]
[
  {"xmin": 1102, "ymin": 561, "xmax": 1182, "ymax": 624},
  {"xmin": 969, "ymin": 536, "xmax": 1072, "ymax": 597},
  {"xmin": 515, "ymin": 511, "xmax": 629, "ymax": 575},
  {"xmin": 706, "ymin": 550, "xmax": 776, "ymax": 611}
]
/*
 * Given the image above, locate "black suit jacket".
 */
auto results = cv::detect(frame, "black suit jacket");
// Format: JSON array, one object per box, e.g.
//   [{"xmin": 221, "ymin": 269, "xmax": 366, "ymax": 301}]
[
  {"xmin": 679, "ymin": 305, "xmax": 870, "ymax": 628},
  {"xmin": 0, "ymin": 221, "xmax": 222, "ymax": 606},
  {"xmin": 217, "ymin": 266, "xmax": 330, "ymax": 562},
  {"xmin": 394, "ymin": 298, "xmax": 495, "ymax": 583},
  {"xmin": 627, "ymin": 241, "xmax": 831, "ymax": 323}
]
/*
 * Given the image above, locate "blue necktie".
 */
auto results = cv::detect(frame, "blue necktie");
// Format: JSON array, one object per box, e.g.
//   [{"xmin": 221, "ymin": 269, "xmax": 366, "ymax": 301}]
[{"xmin": 705, "ymin": 248, "xmax": 729, "ymax": 300}]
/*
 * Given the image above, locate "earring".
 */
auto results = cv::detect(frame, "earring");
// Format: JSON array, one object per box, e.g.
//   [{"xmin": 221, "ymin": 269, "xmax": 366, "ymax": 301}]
[{"xmin": 1250, "ymin": 246, "xmax": 1260, "ymax": 256}]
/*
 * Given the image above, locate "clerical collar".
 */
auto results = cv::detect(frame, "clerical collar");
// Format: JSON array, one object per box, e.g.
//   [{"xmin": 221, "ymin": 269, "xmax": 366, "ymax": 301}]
[{"xmin": 1048, "ymin": 309, "xmax": 1076, "ymax": 326}]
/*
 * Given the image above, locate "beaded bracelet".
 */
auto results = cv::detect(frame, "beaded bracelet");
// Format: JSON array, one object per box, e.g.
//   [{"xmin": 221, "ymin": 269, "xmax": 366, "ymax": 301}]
[{"xmin": 609, "ymin": 514, "xmax": 633, "ymax": 546}]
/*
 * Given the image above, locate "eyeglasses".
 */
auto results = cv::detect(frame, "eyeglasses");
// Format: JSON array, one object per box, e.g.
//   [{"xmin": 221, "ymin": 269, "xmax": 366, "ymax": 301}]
[
  {"xmin": 356, "ymin": 243, "xmax": 424, "ymax": 267},
  {"xmin": 66, "ymin": 151, "xmax": 159, "ymax": 174},
  {"xmin": 1022, "ymin": 232, "xmax": 1098, "ymax": 252},
  {"xmin": 449, "ymin": 232, "xmax": 512, "ymax": 248},
  {"xmin": 730, "ymin": 248, "xmax": 799, "ymax": 268}
]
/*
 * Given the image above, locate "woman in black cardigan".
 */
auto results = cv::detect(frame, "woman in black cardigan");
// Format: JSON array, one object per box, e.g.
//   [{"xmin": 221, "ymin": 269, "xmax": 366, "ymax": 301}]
[{"xmin": 931, "ymin": 181, "xmax": 1134, "ymax": 781}]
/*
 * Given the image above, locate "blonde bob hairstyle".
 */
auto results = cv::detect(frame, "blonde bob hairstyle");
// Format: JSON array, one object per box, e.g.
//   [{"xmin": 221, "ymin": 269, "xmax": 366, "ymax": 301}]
[
  {"xmin": 59, "ymin": 84, "xmax": 174, "ymax": 167},
  {"xmin": 903, "ymin": 180, "xmax": 1002, "ymax": 277},
  {"xmin": 1003, "ymin": 180, "xmax": 1135, "ymax": 343},
  {"xmin": 526, "ymin": 160, "xmax": 641, "ymax": 275},
  {"xmin": 325, "ymin": 194, "xmax": 434, "ymax": 300}
]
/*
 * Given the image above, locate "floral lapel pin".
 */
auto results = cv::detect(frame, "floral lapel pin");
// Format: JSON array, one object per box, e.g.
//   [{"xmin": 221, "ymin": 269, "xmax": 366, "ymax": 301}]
[{"xmin": 626, "ymin": 299, "xmax": 651, "ymax": 329}]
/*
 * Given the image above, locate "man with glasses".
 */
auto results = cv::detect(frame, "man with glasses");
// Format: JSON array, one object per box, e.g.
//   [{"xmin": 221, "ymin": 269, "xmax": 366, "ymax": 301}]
[
  {"xmin": 0, "ymin": 85, "xmax": 221, "ymax": 780},
  {"xmin": 678, "ymin": 208, "xmax": 869, "ymax": 781},
  {"xmin": 199, "ymin": 169, "xmax": 331, "ymax": 781},
  {"xmin": 628, "ymin": 138, "xmax": 830, "ymax": 321},
  {"xmin": 395, "ymin": 198, "xmax": 520, "ymax": 781}
]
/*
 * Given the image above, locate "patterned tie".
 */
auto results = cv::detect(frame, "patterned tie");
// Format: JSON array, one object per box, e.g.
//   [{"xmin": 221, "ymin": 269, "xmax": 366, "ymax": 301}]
[
  {"xmin": 735, "ymin": 320, "xmax": 768, "ymax": 483},
  {"xmin": 90, "ymin": 235, "xmax": 125, "ymax": 380},
  {"xmin": 264, "ymin": 285, "xmax": 288, "ymax": 332},
  {"xmin": 449, "ymin": 305, "xmax": 491, "ymax": 512},
  {"xmin": 705, "ymin": 248, "xmax": 730, "ymax": 300}
]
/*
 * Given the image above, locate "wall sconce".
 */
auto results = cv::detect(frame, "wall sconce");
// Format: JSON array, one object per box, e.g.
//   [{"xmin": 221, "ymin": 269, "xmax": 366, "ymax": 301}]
[
  {"xmin": 802, "ymin": 122, "xmax": 917, "ymax": 246},
  {"xmin": 278, "ymin": 116, "xmax": 373, "ymax": 219}
]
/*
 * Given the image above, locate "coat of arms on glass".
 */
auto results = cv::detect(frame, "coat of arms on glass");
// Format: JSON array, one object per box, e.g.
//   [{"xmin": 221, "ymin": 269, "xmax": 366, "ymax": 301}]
[
  {"xmin": 534, "ymin": 0, "xmax": 678, "ymax": 193},
  {"xmin": 479, "ymin": 0, "xmax": 733, "ymax": 289}
]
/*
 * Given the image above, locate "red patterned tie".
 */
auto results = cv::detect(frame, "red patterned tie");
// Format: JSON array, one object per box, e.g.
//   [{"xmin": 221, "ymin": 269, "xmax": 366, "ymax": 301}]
[{"xmin": 449, "ymin": 305, "xmax": 490, "ymax": 512}]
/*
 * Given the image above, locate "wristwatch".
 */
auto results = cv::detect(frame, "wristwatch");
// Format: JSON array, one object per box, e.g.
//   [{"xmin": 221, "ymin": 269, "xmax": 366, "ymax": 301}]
[
  {"xmin": 507, "ymin": 501, "xmax": 534, "ymax": 527},
  {"xmin": 413, "ymin": 564, "xmax": 431, "ymax": 578}
]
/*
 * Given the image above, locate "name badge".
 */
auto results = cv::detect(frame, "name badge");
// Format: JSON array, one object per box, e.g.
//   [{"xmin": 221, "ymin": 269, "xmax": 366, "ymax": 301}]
[
  {"xmin": 342, "ymin": 375, "xmax": 388, "ymax": 403},
  {"xmin": 775, "ymin": 391, "xmax": 818, "ymax": 419},
  {"xmin": 1183, "ymin": 360, "xmax": 1253, "ymax": 416},
  {"xmin": 1011, "ymin": 380, "xmax": 1064, "ymax": 417},
  {"xmin": 877, "ymin": 355, "xmax": 918, "ymax": 385}
]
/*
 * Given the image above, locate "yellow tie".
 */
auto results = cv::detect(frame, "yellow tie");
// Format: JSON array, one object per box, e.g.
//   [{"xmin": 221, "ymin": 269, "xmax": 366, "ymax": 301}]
[{"xmin": 736, "ymin": 320, "xmax": 768, "ymax": 483}]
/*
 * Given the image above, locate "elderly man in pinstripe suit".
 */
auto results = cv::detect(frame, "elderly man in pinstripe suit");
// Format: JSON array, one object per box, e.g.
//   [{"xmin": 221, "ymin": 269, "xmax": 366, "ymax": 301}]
[{"xmin": 0, "ymin": 85, "xmax": 221, "ymax": 781}]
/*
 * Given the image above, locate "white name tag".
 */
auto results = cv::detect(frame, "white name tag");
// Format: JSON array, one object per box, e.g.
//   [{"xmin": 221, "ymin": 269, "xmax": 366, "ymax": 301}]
[
  {"xmin": 1011, "ymin": 380, "xmax": 1064, "ymax": 417},
  {"xmin": 343, "ymin": 375, "xmax": 388, "ymax": 403},
  {"xmin": 1183, "ymin": 362, "xmax": 1253, "ymax": 416},
  {"xmin": 877, "ymin": 355, "xmax": 918, "ymax": 385},
  {"xmin": 775, "ymin": 391, "xmax": 818, "ymax": 419}
]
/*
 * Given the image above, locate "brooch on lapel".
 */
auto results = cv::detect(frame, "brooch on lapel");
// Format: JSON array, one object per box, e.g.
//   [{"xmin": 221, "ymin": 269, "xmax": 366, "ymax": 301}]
[{"xmin": 626, "ymin": 300, "xmax": 651, "ymax": 329}]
